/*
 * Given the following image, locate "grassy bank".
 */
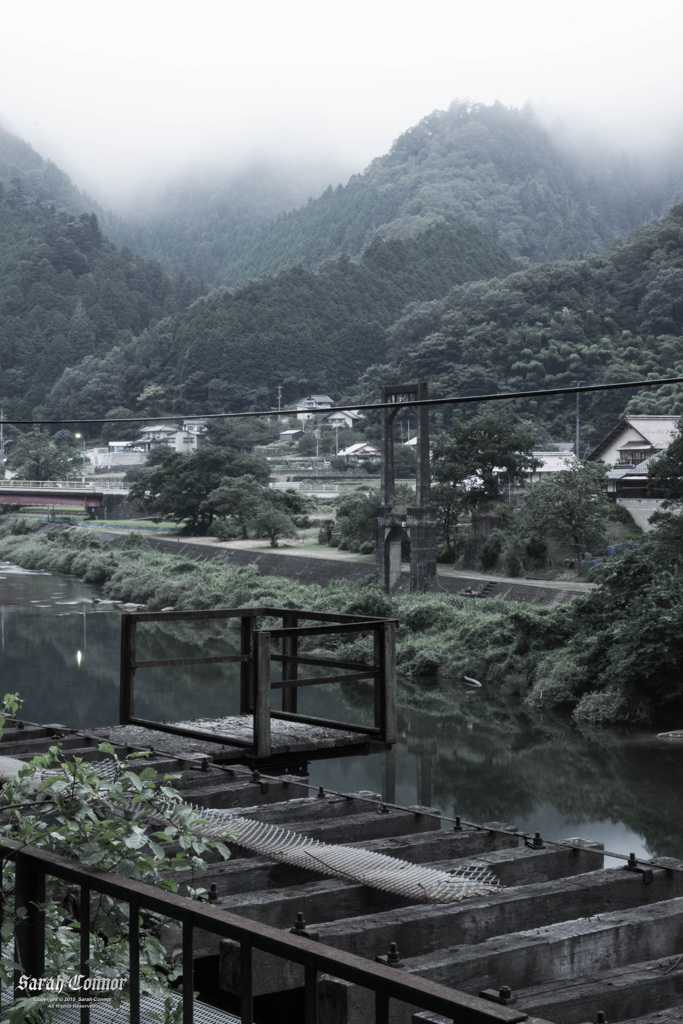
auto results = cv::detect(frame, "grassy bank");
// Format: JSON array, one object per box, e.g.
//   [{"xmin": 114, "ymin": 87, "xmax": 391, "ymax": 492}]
[
  {"xmin": 0, "ymin": 520, "xmax": 567, "ymax": 678},
  {"xmin": 2, "ymin": 521, "xmax": 678, "ymax": 728}
]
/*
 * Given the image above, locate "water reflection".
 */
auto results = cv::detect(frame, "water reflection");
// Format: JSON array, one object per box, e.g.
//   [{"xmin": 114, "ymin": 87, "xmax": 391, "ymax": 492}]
[{"xmin": 2, "ymin": 561, "xmax": 682, "ymax": 861}]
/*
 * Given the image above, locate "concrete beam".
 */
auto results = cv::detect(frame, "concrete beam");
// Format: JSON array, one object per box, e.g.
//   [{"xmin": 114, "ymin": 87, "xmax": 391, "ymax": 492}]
[
  {"xmin": 219, "ymin": 870, "xmax": 683, "ymax": 999},
  {"xmin": 319, "ymin": 895, "xmax": 683, "ymax": 1024},
  {"xmin": 513, "ymin": 954, "xmax": 683, "ymax": 1023},
  {"xmin": 353, "ymin": 822, "xmax": 520, "ymax": 862},
  {"xmin": 402, "ymin": 891, "xmax": 683, "ymax": 993},
  {"xmin": 211, "ymin": 842, "xmax": 605, "ymax": 934},
  {"xmin": 265, "ymin": 806, "xmax": 442, "ymax": 845}
]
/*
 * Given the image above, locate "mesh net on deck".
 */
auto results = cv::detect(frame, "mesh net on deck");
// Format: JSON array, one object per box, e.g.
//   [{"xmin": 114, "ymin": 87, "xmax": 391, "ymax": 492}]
[
  {"xmin": 198, "ymin": 806, "xmax": 501, "ymax": 904},
  {"xmin": 0, "ymin": 756, "xmax": 501, "ymax": 904}
]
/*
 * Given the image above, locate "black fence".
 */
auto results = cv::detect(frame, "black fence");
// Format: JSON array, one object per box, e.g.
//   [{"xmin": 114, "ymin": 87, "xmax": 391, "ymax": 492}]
[
  {"xmin": 6, "ymin": 836, "xmax": 538, "ymax": 1024},
  {"xmin": 120, "ymin": 607, "xmax": 397, "ymax": 757}
]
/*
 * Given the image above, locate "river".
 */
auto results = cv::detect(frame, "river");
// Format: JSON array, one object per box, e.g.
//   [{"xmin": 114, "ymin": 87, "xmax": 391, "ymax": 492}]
[{"xmin": 2, "ymin": 560, "xmax": 681, "ymax": 865}]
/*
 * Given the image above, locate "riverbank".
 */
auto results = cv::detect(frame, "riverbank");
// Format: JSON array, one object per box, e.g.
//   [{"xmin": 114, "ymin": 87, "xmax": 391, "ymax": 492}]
[
  {"xmin": 96, "ymin": 530, "xmax": 589, "ymax": 606},
  {"xmin": 1, "ymin": 519, "xmax": 678, "ymax": 729},
  {"xmin": 0, "ymin": 521, "xmax": 577, "ymax": 697}
]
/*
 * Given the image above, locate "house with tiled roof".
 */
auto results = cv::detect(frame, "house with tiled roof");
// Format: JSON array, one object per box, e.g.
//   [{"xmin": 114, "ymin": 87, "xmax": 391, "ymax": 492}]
[
  {"xmin": 338, "ymin": 442, "xmax": 381, "ymax": 461},
  {"xmin": 588, "ymin": 416, "xmax": 681, "ymax": 471},
  {"xmin": 294, "ymin": 395, "xmax": 334, "ymax": 421},
  {"xmin": 587, "ymin": 415, "xmax": 681, "ymax": 527}
]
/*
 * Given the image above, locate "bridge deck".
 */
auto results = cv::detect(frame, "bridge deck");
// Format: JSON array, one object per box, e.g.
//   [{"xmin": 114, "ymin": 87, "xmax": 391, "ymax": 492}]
[{"xmin": 0, "ymin": 480, "xmax": 103, "ymax": 507}]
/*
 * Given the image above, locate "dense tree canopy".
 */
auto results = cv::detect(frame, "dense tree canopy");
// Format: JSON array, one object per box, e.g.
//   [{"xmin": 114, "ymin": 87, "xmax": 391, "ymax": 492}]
[
  {"xmin": 7, "ymin": 429, "xmax": 79, "ymax": 480},
  {"xmin": 520, "ymin": 462, "xmax": 609, "ymax": 558},
  {"xmin": 126, "ymin": 447, "xmax": 269, "ymax": 533},
  {"xmin": 42, "ymin": 220, "xmax": 515, "ymax": 420},
  {"xmin": 361, "ymin": 202, "xmax": 683, "ymax": 448},
  {"xmin": 0, "ymin": 196, "xmax": 197, "ymax": 422},
  {"xmin": 179, "ymin": 101, "xmax": 682, "ymax": 286}
]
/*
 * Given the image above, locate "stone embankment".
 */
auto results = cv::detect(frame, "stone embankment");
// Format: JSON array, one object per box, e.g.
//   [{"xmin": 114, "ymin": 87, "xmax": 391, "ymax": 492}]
[
  {"xmin": 98, "ymin": 531, "xmax": 588, "ymax": 606},
  {"xmin": 3, "ymin": 718, "xmax": 682, "ymax": 1024}
]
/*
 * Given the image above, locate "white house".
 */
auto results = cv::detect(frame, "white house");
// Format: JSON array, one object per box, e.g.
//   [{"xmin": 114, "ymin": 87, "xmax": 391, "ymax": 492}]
[
  {"xmin": 322, "ymin": 409, "xmax": 364, "ymax": 429},
  {"xmin": 294, "ymin": 395, "xmax": 334, "ymax": 422},
  {"xmin": 587, "ymin": 414, "xmax": 681, "ymax": 528},
  {"xmin": 588, "ymin": 415, "xmax": 680, "ymax": 468},
  {"xmin": 136, "ymin": 420, "xmax": 207, "ymax": 453},
  {"xmin": 338, "ymin": 442, "xmax": 381, "ymax": 461}
]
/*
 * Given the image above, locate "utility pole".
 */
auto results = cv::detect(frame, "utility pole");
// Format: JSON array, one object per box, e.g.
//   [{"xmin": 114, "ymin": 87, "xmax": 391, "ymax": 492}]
[
  {"xmin": 571, "ymin": 381, "xmax": 586, "ymax": 460},
  {"xmin": 277, "ymin": 385, "xmax": 282, "ymax": 414}
]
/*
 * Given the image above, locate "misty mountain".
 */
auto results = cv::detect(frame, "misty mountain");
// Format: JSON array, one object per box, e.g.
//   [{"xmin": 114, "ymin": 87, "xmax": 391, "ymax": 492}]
[
  {"xmin": 0, "ymin": 193, "xmax": 199, "ymax": 420},
  {"xmin": 105, "ymin": 162, "xmax": 353, "ymax": 288},
  {"xmin": 363, "ymin": 202, "xmax": 683, "ymax": 451},
  {"xmin": 0, "ymin": 122, "xmax": 107, "ymax": 220},
  {"xmin": 39, "ymin": 221, "xmax": 517, "ymax": 422},
  {"xmin": 171, "ymin": 101, "xmax": 682, "ymax": 288}
]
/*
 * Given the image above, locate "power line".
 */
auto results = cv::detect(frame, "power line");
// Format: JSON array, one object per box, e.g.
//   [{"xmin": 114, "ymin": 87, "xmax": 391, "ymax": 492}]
[{"xmin": 2, "ymin": 374, "xmax": 682, "ymax": 427}]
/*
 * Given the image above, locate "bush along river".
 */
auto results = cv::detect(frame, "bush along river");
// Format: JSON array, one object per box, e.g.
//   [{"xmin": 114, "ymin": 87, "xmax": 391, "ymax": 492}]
[{"xmin": 1, "ymin": 559, "xmax": 682, "ymax": 865}]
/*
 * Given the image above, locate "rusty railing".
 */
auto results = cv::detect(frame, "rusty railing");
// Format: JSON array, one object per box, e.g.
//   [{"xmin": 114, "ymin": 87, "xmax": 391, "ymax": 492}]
[
  {"xmin": 4, "ymin": 836, "xmax": 536, "ymax": 1024},
  {"xmin": 120, "ymin": 607, "xmax": 397, "ymax": 757}
]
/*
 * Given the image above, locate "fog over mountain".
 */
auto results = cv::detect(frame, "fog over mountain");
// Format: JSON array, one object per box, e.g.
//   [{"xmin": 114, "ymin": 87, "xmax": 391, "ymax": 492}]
[{"xmin": 1, "ymin": 0, "xmax": 682, "ymax": 206}]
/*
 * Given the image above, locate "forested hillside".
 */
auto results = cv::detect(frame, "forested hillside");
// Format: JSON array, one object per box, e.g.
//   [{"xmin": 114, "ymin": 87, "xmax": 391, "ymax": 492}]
[
  {"xmin": 364, "ymin": 202, "xmax": 683, "ymax": 451},
  {"xmin": 194, "ymin": 102, "xmax": 683, "ymax": 286},
  {"xmin": 0, "ymin": 123, "xmax": 106, "ymax": 220},
  {"xmin": 0, "ymin": 195, "xmax": 199, "ymax": 420},
  {"xmin": 40, "ymin": 221, "xmax": 517, "ymax": 421},
  {"xmin": 108, "ymin": 163, "xmax": 352, "ymax": 288},
  {"xmin": 4, "ymin": 104, "xmax": 683, "ymax": 442}
]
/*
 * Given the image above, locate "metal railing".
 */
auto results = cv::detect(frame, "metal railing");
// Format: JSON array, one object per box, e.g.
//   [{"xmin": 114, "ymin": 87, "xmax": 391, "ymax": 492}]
[
  {"xmin": 120, "ymin": 607, "xmax": 397, "ymax": 757},
  {"xmin": 0, "ymin": 480, "xmax": 97, "ymax": 491},
  {"xmin": 4, "ymin": 837, "xmax": 536, "ymax": 1024}
]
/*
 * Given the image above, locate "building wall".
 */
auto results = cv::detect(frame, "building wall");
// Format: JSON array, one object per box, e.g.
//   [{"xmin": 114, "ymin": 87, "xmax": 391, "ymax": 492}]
[{"xmin": 597, "ymin": 426, "xmax": 648, "ymax": 465}]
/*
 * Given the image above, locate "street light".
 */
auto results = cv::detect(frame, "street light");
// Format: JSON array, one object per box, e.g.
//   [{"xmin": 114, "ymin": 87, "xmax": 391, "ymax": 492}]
[
  {"xmin": 74, "ymin": 433, "xmax": 86, "ymax": 483},
  {"xmin": 0, "ymin": 409, "xmax": 12, "ymax": 478}
]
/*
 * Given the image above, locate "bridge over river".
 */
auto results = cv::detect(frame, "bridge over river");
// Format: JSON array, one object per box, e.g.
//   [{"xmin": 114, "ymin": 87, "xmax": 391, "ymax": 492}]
[{"xmin": 0, "ymin": 479, "xmax": 126, "ymax": 515}]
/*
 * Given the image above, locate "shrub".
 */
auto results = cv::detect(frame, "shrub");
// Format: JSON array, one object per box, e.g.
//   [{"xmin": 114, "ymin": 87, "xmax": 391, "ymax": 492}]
[
  {"xmin": 0, "ymin": 696, "xmax": 232, "ymax": 1020},
  {"xmin": 572, "ymin": 687, "xmax": 629, "ymax": 725}
]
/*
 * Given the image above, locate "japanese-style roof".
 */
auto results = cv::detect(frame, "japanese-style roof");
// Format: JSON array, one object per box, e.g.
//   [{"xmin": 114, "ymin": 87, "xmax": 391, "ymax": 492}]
[
  {"xmin": 605, "ymin": 452, "xmax": 660, "ymax": 478},
  {"xmin": 532, "ymin": 452, "xmax": 577, "ymax": 472},
  {"xmin": 339, "ymin": 442, "xmax": 380, "ymax": 457},
  {"xmin": 297, "ymin": 394, "xmax": 334, "ymax": 406},
  {"xmin": 588, "ymin": 416, "xmax": 680, "ymax": 461},
  {"xmin": 139, "ymin": 423, "xmax": 177, "ymax": 433}
]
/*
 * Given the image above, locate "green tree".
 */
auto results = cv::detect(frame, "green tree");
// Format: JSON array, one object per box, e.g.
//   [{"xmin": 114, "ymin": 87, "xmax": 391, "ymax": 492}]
[
  {"xmin": 430, "ymin": 413, "xmax": 538, "ymax": 556},
  {"xmin": 205, "ymin": 418, "xmax": 278, "ymax": 452},
  {"xmin": 253, "ymin": 504, "xmax": 298, "ymax": 547},
  {"xmin": 7, "ymin": 430, "xmax": 78, "ymax": 481},
  {"xmin": 126, "ymin": 446, "xmax": 269, "ymax": 534},
  {"xmin": 520, "ymin": 462, "xmax": 609, "ymax": 559},
  {"xmin": 647, "ymin": 421, "xmax": 683, "ymax": 551},
  {"xmin": 432, "ymin": 412, "xmax": 539, "ymax": 511},
  {"xmin": 334, "ymin": 491, "xmax": 379, "ymax": 546},
  {"xmin": 0, "ymin": 695, "xmax": 232, "ymax": 1022},
  {"xmin": 207, "ymin": 474, "xmax": 267, "ymax": 539},
  {"xmin": 297, "ymin": 431, "xmax": 317, "ymax": 456}
]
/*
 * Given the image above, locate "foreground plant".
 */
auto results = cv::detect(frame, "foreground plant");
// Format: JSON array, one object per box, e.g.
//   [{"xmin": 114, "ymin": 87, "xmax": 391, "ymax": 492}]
[{"xmin": 0, "ymin": 695, "xmax": 233, "ymax": 1023}]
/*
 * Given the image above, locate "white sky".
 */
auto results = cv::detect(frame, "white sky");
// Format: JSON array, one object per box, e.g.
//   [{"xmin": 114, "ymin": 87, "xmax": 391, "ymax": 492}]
[{"xmin": 1, "ymin": 0, "xmax": 682, "ymax": 204}]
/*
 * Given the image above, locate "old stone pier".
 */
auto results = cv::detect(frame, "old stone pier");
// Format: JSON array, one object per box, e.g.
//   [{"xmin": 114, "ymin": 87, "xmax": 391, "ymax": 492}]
[{"xmin": 2, "ymin": 605, "xmax": 682, "ymax": 1023}]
